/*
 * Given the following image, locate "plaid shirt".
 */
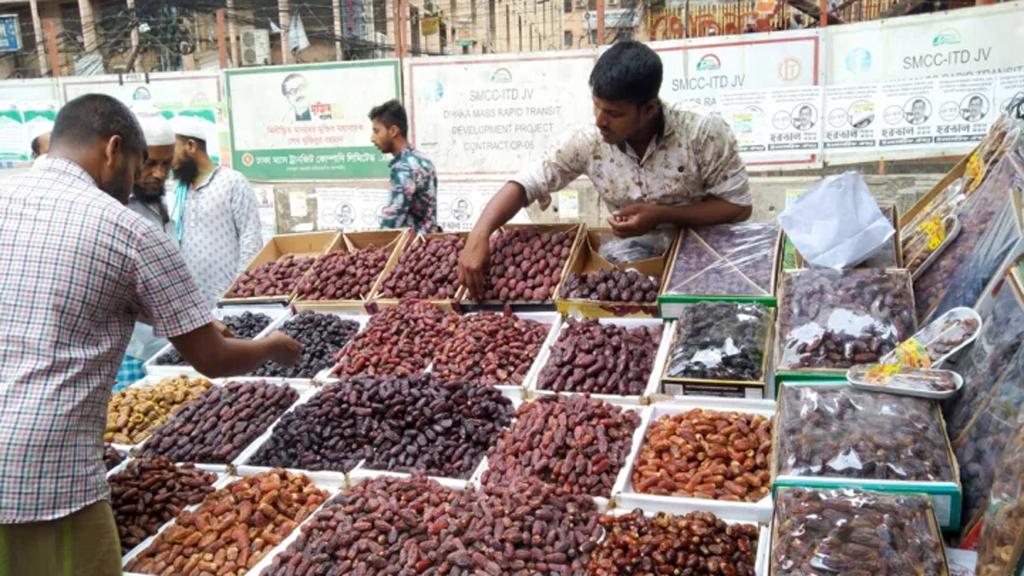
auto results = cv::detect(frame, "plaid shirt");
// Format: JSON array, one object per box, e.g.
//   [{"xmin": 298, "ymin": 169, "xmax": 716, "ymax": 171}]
[
  {"xmin": 382, "ymin": 148, "xmax": 442, "ymax": 233},
  {"xmin": 0, "ymin": 158, "xmax": 211, "ymax": 523}
]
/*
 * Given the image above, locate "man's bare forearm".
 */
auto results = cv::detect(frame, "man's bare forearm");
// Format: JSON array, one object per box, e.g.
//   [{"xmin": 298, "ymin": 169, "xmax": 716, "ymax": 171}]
[{"xmin": 651, "ymin": 198, "xmax": 751, "ymax": 227}]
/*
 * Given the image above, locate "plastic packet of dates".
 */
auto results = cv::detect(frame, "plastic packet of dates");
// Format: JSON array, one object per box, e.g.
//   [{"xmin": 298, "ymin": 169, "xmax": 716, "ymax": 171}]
[
  {"xmin": 914, "ymin": 150, "xmax": 1024, "ymax": 323},
  {"xmin": 777, "ymin": 384, "xmax": 956, "ymax": 482},
  {"xmin": 779, "ymin": 171, "xmax": 894, "ymax": 269},
  {"xmin": 772, "ymin": 487, "xmax": 948, "ymax": 575},
  {"xmin": 777, "ymin": 269, "xmax": 916, "ymax": 372},
  {"xmin": 666, "ymin": 223, "xmax": 777, "ymax": 297},
  {"xmin": 943, "ymin": 279, "xmax": 1024, "ymax": 442},
  {"xmin": 667, "ymin": 301, "xmax": 772, "ymax": 382},
  {"xmin": 975, "ymin": 422, "xmax": 1024, "ymax": 576},
  {"xmin": 597, "ymin": 229, "xmax": 674, "ymax": 264},
  {"xmin": 951, "ymin": 345, "xmax": 1024, "ymax": 540}
]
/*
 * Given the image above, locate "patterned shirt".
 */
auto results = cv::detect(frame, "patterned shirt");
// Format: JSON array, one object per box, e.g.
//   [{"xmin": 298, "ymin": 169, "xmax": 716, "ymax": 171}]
[
  {"xmin": 513, "ymin": 103, "xmax": 751, "ymax": 212},
  {"xmin": 0, "ymin": 158, "xmax": 211, "ymax": 523},
  {"xmin": 382, "ymin": 147, "xmax": 441, "ymax": 233},
  {"xmin": 168, "ymin": 166, "xmax": 263, "ymax": 307}
]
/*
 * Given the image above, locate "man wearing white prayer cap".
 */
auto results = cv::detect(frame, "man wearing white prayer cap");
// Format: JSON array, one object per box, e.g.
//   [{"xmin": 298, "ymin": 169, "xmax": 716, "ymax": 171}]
[
  {"xmin": 115, "ymin": 105, "xmax": 181, "ymax": 389},
  {"xmin": 168, "ymin": 114, "xmax": 262, "ymax": 306},
  {"xmin": 29, "ymin": 120, "xmax": 53, "ymax": 162}
]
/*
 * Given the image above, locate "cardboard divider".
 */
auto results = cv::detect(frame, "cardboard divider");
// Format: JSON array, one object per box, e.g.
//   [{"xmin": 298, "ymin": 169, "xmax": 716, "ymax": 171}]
[
  {"xmin": 458, "ymin": 223, "xmax": 585, "ymax": 312},
  {"xmin": 612, "ymin": 400, "xmax": 777, "ymax": 525},
  {"xmin": 525, "ymin": 316, "xmax": 671, "ymax": 406},
  {"xmin": 220, "ymin": 231, "xmax": 339, "ymax": 306},
  {"xmin": 368, "ymin": 231, "xmax": 469, "ymax": 313},
  {"xmin": 291, "ymin": 228, "xmax": 410, "ymax": 314},
  {"xmin": 651, "ymin": 306, "xmax": 776, "ymax": 400},
  {"xmin": 554, "ymin": 227, "xmax": 676, "ymax": 318},
  {"xmin": 144, "ymin": 305, "xmax": 291, "ymax": 378}
]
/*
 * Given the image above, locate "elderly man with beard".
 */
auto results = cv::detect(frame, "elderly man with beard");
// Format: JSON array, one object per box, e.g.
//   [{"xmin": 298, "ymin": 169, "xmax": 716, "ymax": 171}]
[
  {"xmin": 114, "ymin": 107, "xmax": 180, "ymax": 388},
  {"xmin": 0, "ymin": 94, "xmax": 301, "ymax": 575},
  {"xmin": 168, "ymin": 116, "xmax": 262, "ymax": 306}
]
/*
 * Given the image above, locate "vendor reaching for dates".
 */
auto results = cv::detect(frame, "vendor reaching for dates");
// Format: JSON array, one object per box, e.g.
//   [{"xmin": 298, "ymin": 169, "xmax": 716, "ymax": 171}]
[
  {"xmin": 0, "ymin": 94, "xmax": 301, "ymax": 576},
  {"xmin": 459, "ymin": 41, "xmax": 751, "ymax": 299}
]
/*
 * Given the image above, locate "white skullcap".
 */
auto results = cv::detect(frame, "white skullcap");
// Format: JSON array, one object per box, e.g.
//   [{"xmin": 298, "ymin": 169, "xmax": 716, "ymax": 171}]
[
  {"xmin": 28, "ymin": 120, "xmax": 53, "ymax": 142},
  {"xmin": 171, "ymin": 114, "xmax": 212, "ymax": 143},
  {"xmin": 132, "ymin": 105, "xmax": 175, "ymax": 147}
]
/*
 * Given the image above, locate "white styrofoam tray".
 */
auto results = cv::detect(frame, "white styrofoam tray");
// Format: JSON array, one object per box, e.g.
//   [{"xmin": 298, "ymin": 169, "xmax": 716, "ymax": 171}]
[
  {"xmin": 525, "ymin": 316, "xmax": 673, "ymax": 406},
  {"xmin": 144, "ymin": 305, "xmax": 292, "ymax": 377},
  {"xmin": 122, "ymin": 465, "xmax": 343, "ymax": 576},
  {"xmin": 106, "ymin": 373, "xmax": 219, "ymax": 454},
  {"xmin": 612, "ymin": 399, "xmax": 777, "ymax": 524}
]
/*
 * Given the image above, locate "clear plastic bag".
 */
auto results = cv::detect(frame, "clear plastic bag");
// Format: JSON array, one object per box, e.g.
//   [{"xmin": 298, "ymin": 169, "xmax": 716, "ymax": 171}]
[
  {"xmin": 943, "ymin": 279, "xmax": 1024, "ymax": 440},
  {"xmin": 976, "ymin": 421, "xmax": 1024, "ymax": 576},
  {"xmin": 777, "ymin": 269, "xmax": 916, "ymax": 371},
  {"xmin": 857, "ymin": 204, "xmax": 900, "ymax": 268},
  {"xmin": 914, "ymin": 150, "xmax": 1024, "ymax": 322},
  {"xmin": 953, "ymin": 345, "xmax": 1024, "ymax": 539},
  {"xmin": 666, "ymin": 223, "xmax": 777, "ymax": 297},
  {"xmin": 777, "ymin": 384, "xmax": 956, "ymax": 481},
  {"xmin": 772, "ymin": 487, "xmax": 947, "ymax": 576},
  {"xmin": 779, "ymin": 171, "xmax": 895, "ymax": 269},
  {"xmin": 597, "ymin": 229, "xmax": 674, "ymax": 264},
  {"xmin": 666, "ymin": 302, "xmax": 771, "ymax": 382}
]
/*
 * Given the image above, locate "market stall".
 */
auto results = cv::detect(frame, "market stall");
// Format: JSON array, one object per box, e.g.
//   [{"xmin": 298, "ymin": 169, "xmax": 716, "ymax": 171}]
[{"xmin": 103, "ymin": 110, "xmax": 1024, "ymax": 576}]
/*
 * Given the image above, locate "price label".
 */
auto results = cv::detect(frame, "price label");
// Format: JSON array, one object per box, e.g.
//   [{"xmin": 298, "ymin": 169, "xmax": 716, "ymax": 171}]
[
  {"xmin": 965, "ymin": 151, "xmax": 985, "ymax": 190},
  {"xmin": 892, "ymin": 338, "xmax": 932, "ymax": 370},
  {"xmin": 917, "ymin": 215, "xmax": 946, "ymax": 251}
]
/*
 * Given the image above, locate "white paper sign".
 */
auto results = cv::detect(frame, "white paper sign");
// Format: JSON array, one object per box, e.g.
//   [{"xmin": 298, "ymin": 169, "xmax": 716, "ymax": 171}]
[{"xmin": 315, "ymin": 188, "xmax": 391, "ymax": 231}]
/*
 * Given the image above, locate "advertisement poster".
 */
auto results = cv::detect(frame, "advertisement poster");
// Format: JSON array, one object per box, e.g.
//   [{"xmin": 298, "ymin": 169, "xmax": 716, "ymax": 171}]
[
  {"xmin": 315, "ymin": 187, "xmax": 391, "ymax": 231},
  {"xmin": 61, "ymin": 72, "xmax": 221, "ymax": 108},
  {"xmin": 437, "ymin": 181, "xmax": 531, "ymax": 232},
  {"xmin": 252, "ymin": 186, "xmax": 278, "ymax": 242},
  {"xmin": 227, "ymin": 61, "xmax": 400, "ymax": 181},
  {"xmin": 0, "ymin": 101, "xmax": 58, "ymax": 162},
  {"xmin": 407, "ymin": 51, "xmax": 596, "ymax": 179}
]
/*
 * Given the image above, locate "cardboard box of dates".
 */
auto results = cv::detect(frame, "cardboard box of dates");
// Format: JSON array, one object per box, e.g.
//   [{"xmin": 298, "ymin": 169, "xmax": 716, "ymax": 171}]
[
  {"xmin": 659, "ymin": 223, "xmax": 782, "ymax": 319},
  {"xmin": 220, "ymin": 231, "xmax": 339, "ymax": 306},
  {"xmin": 369, "ymin": 231, "xmax": 468, "ymax": 312},
  {"xmin": 613, "ymin": 398, "xmax": 777, "ymax": 524},
  {"xmin": 458, "ymin": 223, "xmax": 585, "ymax": 311},
  {"xmin": 653, "ymin": 301, "xmax": 775, "ymax": 399},
  {"xmin": 771, "ymin": 382, "xmax": 962, "ymax": 530},
  {"xmin": 292, "ymin": 229, "xmax": 409, "ymax": 313},
  {"xmin": 774, "ymin": 268, "xmax": 917, "ymax": 381},
  {"xmin": 555, "ymin": 228, "xmax": 677, "ymax": 318}
]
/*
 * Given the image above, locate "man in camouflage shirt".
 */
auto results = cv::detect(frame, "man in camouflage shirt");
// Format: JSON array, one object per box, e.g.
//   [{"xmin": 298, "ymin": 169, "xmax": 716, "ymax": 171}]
[{"xmin": 369, "ymin": 100, "xmax": 442, "ymax": 233}]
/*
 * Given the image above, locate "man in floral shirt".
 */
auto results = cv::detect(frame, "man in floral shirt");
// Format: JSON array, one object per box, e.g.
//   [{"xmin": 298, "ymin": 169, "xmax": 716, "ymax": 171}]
[{"xmin": 369, "ymin": 100, "xmax": 442, "ymax": 233}]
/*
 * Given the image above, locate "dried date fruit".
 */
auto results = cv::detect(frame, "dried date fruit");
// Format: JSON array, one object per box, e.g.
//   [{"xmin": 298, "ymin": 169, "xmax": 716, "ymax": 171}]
[
  {"xmin": 976, "ymin": 423, "xmax": 1024, "ymax": 576},
  {"xmin": 772, "ymin": 488, "xmax": 946, "ymax": 575},
  {"xmin": 251, "ymin": 311, "xmax": 359, "ymax": 378},
  {"xmin": 559, "ymin": 268, "xmax": 659, "ymax": 302},
  {"xmin": 104, "ymin": 444, "xmax": 125, "ymax": 471},
  {"xmin": 109, "ymin": 458, "xmax": 217, "ymax": 554},
  {"xmin": 477, "ymin": 227, "xmax": 577, "ymax": 302},
  {"xmin": 225, "ymin": 254, "xmax": 314, "ymax": 299},
  {"xmin": 778, "ymin": 269, "xmax": 915, "ymax": 371},
  {"xmin": 105, "ymin": 375, "xmax": 213, "ymax": 444},
  {"xmin": 295, "ymin": 246, "xmax": 390, "ymax": 301},
  {"xmin": 140, "ymin": 380, "xmax": 298, "ymax": 464},
  {"xmin": 778, "ymin": 384, "xmax": 955, "ymax": 482},
  {"xmin": 483, "ymin": 395, "xmax": 640, "ymax": 498},
  {"xmin": 632, "ymin": 408, "xmax": 772, "ymax": 502},
  {"xmin": 125, "ymin": 469, "xmax": 327, "ymax": 575},
  {"xmin": 590, "ymin": 509, "xmax": 759, "ymax": 576},
  {"xmin": 332, "ymin": 300, "xmax": 456, "ymax": 378},
  {"xmin": 537, "ymin": 318, "xmax": 660, "ymax": 396},
  {"xmin": 432, "ymin": 312, "xmax": 549, "ymax": 386},
  {"xmin": 249, "ymin": 375, "xmax": 513, "ymax": 478},
  {"xmin": 154, "ymin": 312, "xmax": 273, "ymax": 366},
  {"xmin": 667, "ymin": 301, "xmax": 771, "ymax": 382},
  {"xmin": 378, "ymin": 234, "xmax": 464, "ymax": 299}
]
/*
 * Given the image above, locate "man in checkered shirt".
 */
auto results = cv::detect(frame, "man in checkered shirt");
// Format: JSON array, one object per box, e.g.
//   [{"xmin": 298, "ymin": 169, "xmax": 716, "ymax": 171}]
[{"xmin": 0, "ymin": 94, "xmax": 301, "ymax": 575}]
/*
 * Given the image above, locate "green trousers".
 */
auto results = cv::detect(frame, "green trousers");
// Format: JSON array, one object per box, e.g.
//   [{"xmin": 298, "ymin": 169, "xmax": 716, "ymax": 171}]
[{"xmin": 0, "ymin": 500, "xmax": 121, "ymax": 576}]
